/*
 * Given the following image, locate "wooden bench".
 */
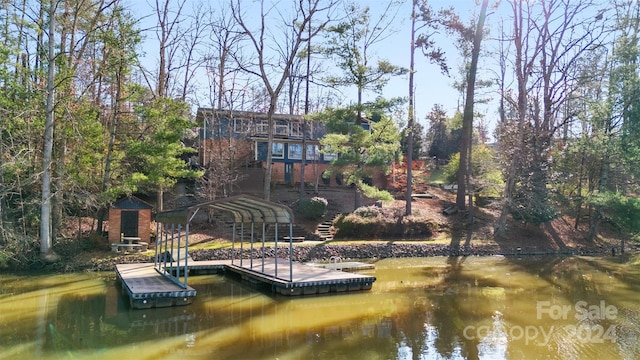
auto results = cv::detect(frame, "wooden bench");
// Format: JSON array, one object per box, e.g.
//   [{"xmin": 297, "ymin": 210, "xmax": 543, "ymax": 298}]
[
  {"xmin": 111, "ymin": 241, "xmax": 149, "ymax": 253},
  {"xmin": 283, "ymin": 236, "xmax": 305, "ymax": 242}
]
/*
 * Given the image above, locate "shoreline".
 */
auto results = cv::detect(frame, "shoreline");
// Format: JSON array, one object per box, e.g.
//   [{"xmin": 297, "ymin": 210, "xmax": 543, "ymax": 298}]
[
  {"xmin": 190, "ymin": 242, "xmax": 621, "ymax": 262},
  {"xmin": 64, "ymin": 242, "xmax": 630, "ymax": 273}
]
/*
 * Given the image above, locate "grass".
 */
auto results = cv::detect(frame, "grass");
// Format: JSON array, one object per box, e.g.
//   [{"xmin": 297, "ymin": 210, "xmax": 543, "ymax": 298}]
[
  {"xmin": 187, "ymin": 237, "xmax": 446, "ymax": 251},
  {"xmin": 428, "ymin": 168, "xmax": 447, "ymax": 185}
]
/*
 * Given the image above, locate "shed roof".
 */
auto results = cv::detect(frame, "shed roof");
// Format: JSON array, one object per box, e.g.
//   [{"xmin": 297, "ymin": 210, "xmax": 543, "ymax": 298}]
[
  {"xmin": 112, "ymin": 196, "xmax": 153, "ymax": 210},
  {"xmin": 154, "ymin": 194, "xmax": 294, "ymax": 225}
]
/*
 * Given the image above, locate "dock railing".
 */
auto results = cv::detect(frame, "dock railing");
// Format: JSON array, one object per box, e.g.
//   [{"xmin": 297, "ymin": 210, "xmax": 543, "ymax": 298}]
[{"xmin": 154, "ymin": 222, "xmax": 189, "ymax": 289}]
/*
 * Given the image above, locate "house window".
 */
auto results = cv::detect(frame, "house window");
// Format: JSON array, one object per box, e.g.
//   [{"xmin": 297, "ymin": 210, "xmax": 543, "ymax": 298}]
[
  {"xmin": 290, "ymin": 121, "xmax": 303, "ymax": 137},
  {"xmin": 272, "ymin": 142, "xmax": 284, "ymax": 158},
  {"xmin": 274, "ymin": 122, "xmax": 289, "ymax": 136},
  {"xmin": 233, "ymin": 119, "xmax": 250, "ymax": 133},
  {"xmin": 306, "ymin": 144, "xmax": 319, "ymax": 160},
  {"xmin": 323, "ymin": 145, "xmax": 337, "ymax": 161},
  {"xmin": 256, "ymin": 120, "xmax": 269, "ymax": 134},
  {"xmin": 288, "ymin": 143, "xmax": 302, "ymax": 159}
]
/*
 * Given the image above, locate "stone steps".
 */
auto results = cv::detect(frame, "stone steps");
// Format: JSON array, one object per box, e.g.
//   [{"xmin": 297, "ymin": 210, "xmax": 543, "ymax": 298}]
[{"xmin": 316, "ymin": 213, "xmax": 340, "ymax": 241}]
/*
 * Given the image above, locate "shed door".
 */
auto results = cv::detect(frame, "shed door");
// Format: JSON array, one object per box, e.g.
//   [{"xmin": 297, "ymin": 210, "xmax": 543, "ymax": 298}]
[{"xmin": 121, "ymin": 211, "xmax": 139, "ymax": 237}]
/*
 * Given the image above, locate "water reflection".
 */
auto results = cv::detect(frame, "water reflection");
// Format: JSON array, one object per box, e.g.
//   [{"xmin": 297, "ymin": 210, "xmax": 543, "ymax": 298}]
[{"xmin": 1, "ymin": 256, "xmax": 640, "ymax": 359}]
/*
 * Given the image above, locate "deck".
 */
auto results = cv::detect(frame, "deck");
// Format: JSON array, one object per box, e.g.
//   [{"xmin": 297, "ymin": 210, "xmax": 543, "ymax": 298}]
[{"xmin": 117, "ymin": 259, "xmax": 376, "ymax": 309}]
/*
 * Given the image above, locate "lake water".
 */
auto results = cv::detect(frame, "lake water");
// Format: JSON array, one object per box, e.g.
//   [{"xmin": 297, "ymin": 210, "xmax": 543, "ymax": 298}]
[{"xmin": 1, "ymin": 255, "xmax": 639, "ymax": 359}]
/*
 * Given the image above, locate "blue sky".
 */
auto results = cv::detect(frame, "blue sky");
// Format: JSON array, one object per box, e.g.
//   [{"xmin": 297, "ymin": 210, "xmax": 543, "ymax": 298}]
[{"xmin": 129, "ymin": 1, "xmax": 493, "ymax": 131}]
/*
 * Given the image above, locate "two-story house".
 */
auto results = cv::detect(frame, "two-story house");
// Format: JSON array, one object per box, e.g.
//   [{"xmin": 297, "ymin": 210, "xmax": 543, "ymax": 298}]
[{"xmin": 195, "ymin": 108, "xmax": 344, "ymax": 186}]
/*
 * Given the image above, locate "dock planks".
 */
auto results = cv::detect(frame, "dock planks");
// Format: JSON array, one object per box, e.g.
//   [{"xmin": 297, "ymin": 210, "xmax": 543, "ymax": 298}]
[
  {"xmin": 115, "ymin": 263, "xmax": 197, "ymax": 309},
  {"xmin": 305, "ymin": 261, "xmax": 375, "ymax": 272},
  {"xmin": 227, "ymin": 258, "xmax": 376, "ymax": 295},
  {"xmin": 117, "ymin": 258, "xmax": 376, "ymax": 308}
]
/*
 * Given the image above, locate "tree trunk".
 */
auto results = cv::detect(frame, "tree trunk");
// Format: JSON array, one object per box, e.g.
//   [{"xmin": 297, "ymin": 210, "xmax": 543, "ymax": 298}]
[
  {"xmin": 405, "ymin": 3, "xmax": 416, "ymax": 216},
  {"xmin": 300, "ymin": 24, "xmax": 312, "ymax": 198},
  {"xmin": 40, "ymin": 0, "xmax": 57, "ymax": 258},
  {"xmin": 496, "ymin": 1, "xmax": 528, "ymax": 237},
  {"xmin": 456, "ymin": 0, "xmax": 488, "ymax": 212},
  {"xmin": 97, "ymin": 65, "xmax": 123, "ymax": 234},
  {"xmin": 263, "ymin": 102, "xmax": 276, "ymax": 201}
]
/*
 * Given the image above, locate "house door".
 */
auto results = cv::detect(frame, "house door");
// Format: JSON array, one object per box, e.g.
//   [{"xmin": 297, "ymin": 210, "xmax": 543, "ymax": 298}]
[
  {"xmin": 121, "ymin": 211, "xmax": 139, "ymax": 237},
  {"xmin": 284, "ymin": 163, "xmax": 293, "ymax": 184}
]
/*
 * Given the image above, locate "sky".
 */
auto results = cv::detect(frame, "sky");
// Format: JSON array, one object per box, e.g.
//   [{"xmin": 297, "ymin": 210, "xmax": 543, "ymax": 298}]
[{"xmin": 128, "ymin": 0, "xmax": 494, "ymax": 132}]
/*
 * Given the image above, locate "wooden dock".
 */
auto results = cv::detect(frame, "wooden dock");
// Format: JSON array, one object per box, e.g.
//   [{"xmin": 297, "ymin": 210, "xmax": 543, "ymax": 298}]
[
  {"xmin": 305, "ymin": 261, "xmax": 375, "ymax": 272},
  {"xmin": 226, "ymin": 258, "xmax": 376, "ymax": 296},
  {"xmin": 116, "ymin": 259, "xmax": 376, "ymax": 309},
  {"xmin": 115, "ymin": 263, "xmax": 197, "ymax": 309}
]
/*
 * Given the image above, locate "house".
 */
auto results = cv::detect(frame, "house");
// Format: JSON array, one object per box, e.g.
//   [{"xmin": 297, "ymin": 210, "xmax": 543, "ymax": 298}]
[{"xmin": 195, "ymin": 108, "xmax": 343, "ymax": 186}]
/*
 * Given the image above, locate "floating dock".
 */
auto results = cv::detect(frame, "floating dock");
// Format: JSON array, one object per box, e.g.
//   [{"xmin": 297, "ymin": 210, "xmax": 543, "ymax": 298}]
[
  {"xmin": 305, "ymin": 261, "xmax": 375, "ymax": 272},
  {"xmin": 226, "ymin": 258, "xmax": 375, "ymax": 296},
  {"xmin": 116, "ymin": 259, "xmax": 376, "ymax": 309},
  {"xmin": 115, "ymin": 263, "xmax": 197, "ymax": 309}
]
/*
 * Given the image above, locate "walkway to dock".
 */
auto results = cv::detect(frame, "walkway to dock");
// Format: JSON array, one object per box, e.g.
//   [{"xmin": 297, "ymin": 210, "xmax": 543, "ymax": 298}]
[{"xmin": 117, "ymin": 258, "xmax": 376, "ymax": 309}]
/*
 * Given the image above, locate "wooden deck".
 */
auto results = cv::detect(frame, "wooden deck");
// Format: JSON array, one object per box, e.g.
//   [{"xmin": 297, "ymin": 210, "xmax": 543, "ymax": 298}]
[{"xmin": 116, "ymin": 258, "xmax": 376, "ymax": 309}]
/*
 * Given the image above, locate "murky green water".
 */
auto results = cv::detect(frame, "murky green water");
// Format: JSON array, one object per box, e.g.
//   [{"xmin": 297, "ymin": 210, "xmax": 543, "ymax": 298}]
[{"xmin": 1, "ymin": 255, "xmax": 640, "ymax": 359}]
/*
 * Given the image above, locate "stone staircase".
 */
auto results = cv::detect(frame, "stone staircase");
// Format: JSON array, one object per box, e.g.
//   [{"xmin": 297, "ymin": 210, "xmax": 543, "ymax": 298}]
[{"xmin": 316, "ymin": 213, "xmax": 340, "ymax": 241}]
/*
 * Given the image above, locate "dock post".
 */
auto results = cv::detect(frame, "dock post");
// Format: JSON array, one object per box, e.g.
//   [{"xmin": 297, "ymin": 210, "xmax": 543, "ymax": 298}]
[
  {"xmin": 154, "ymin": 221, "xmax": 160, "ymax": 267},
  {"xmin": 240, "ymin": 222, "xmax": 244, "ymax": 267},
  {"xmin": 232, "ymin": 222, "xmax": 236, "ymax": 265},
  {"xmin": 184, "ymin": 223, "xmax": 189, "ymax": 287},
  {"xmin": 261, "ymin": 223, "xmax": 265, "ymax": 273},
  {"xmin": 289, "ymin": 223, "xmax": 293, "ymax": 281},
  {"xmin": 250, "ymin": 222, "xmax": 254, "ymax": 268},
  {"xmin": 175, "ymin": 224, "xmax": 182, "ymax": 283}
]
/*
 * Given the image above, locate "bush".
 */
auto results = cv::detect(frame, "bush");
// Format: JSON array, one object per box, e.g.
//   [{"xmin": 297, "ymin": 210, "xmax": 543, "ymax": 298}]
[
  {"xmin": 296, "ymin": 196, "xmax": 328, "ymax": 220},
  {"xmin": 333, "ymin": 206, "xmax": 435, "ymax": 239}
]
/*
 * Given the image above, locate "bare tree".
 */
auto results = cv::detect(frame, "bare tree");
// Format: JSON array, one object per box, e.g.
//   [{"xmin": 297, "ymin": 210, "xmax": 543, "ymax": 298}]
[
  {"xmin": 40, "ymin": 0, "xmax": 58, "ymax": 260},
  {"xmin": 456, "ymin": 0, "xmax": 488, "ymax": 215},
  {"xmin": 230, "ymin": 0, "xmax": 334, "ymax": 201},
  {"xmin": 495, "ymin": 0, "xmax": 606, "ymax": 235},
  {"xmin": 406, "ymin": 0, "xmax": 461, "ymax": 215}
]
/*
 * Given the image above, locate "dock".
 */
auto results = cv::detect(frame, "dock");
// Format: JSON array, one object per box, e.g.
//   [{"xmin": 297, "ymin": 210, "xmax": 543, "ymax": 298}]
[
  {"xmin": 115, "ymin": 263, "xmax": 197, "ymax": 309},
  {"xmin": 226, "ymin": 258, "xmax": 375, "ymax": 296},
  {"xmin": 305, "ymin": 261, "xmax": 375, "ymax": 272},
  {"xmin": 116, "ymin": 259, "xmax": 376, "ymax": 309}
]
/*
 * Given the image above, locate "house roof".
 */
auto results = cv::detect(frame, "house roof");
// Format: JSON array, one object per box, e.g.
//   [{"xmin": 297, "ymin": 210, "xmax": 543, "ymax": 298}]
[
  {"xmin": 154, "ymin": 194, "xmax": 294, "ymax": 225},
  {"xmin": 195, "ymin": 108, "xmax": 303, "ymax": 125}
]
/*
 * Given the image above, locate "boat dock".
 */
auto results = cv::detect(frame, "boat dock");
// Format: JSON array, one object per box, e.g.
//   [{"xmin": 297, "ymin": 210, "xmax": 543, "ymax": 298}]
[
  {"xmin": 305, "ymin": 261, "xmax": 375, "ymax": 272},
  {"xmin": 115, "ymin": 263, "xmax": 197, "ymax": 309},
  {"xmin": 116, "ymin": 259, "xmax": 376, "ymax": 309}
]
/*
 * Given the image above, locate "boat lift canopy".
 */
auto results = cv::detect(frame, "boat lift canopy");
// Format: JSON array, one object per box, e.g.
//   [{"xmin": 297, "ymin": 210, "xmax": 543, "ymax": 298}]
[
  {"xmin": 155, "ymin": 194, "xmax": 295, "ymax": 225},
  {"xmin": 153, "ymin": 194, "xmax": 296, "ymax": 289}
]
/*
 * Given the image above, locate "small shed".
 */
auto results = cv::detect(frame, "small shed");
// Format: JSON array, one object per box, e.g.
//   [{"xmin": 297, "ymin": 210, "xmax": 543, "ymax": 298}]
[{"xmin": 108, "ymin": 196, "xmax": 154, "ymax": 244}]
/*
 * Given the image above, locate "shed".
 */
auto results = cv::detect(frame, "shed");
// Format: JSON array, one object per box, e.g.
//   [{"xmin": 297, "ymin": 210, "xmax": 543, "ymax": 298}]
[{"xmin": 108, "ymin": 196, "xmax": 154, "ymax": 244}]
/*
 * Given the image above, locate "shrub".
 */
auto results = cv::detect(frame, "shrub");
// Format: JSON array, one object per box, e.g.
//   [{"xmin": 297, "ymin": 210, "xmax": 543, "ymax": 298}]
[
  {"xmin": 297, "ymin": 196, "xmax": 328, "ymax": 220},
  {"xmin": 333, "ymin": 207, "xmax": 435, "ymax": 239}
]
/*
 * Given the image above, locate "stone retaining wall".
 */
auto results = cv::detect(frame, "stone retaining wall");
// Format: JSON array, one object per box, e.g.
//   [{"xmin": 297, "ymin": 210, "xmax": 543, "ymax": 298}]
[{"xmin": 190, "ymin": 243, "xmax": 613, "ymax": 263}]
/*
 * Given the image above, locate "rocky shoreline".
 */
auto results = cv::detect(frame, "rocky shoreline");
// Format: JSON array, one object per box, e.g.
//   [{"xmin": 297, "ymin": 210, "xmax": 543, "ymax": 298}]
[
  {"xmin": 190, "ymin": 242, "xmax": 616, "ymax": 261},
  {"xmin": 79, "ymin": 242, "xmax": 622, "ymax": 272}
]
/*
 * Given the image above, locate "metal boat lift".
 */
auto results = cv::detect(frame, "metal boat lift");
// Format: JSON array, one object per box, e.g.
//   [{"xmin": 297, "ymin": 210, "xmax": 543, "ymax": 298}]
[{"xmin": 153, "ymin": 194, "xmax": 296, "ymax": 288}]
